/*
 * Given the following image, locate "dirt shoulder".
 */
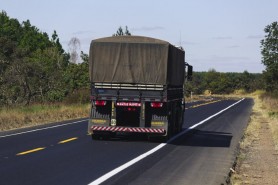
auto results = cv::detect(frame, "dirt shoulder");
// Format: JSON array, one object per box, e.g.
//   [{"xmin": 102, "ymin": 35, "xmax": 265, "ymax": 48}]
[{"xmin": 230, "ymin": 95, "xmax": 278, "ymax": 185}]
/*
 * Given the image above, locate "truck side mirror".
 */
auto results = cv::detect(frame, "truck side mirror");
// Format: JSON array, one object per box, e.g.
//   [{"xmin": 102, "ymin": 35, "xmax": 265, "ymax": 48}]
[{"xmin": 187, "ymin": 65, "xmax": 193, "ymax": 81}]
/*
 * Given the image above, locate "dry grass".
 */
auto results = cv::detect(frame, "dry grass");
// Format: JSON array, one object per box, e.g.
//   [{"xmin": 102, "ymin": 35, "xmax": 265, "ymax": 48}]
[
  {"xmin": 230, "ymin": 91, "xmax": 278, "ymax": 184},
  {"xmin": 230, "ymin": 95, "xmax": 262, "ymax": 185},
  {"xmin": 0, "ymin": 104, "xmax": 90, "ymax": 131},
  {"xmin": 260, "ymin": 94, "xmax": 278, "ymax": 149}
]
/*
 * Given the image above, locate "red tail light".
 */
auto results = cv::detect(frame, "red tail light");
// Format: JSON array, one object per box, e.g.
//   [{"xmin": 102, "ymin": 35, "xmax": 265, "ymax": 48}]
[
  {"xmin": 127, "ymin": 107, "xmax": 136, "ymax": 111},
  {"xmin": 95, "ymin": 100, "xmax": 106, "ymax": 106},
  {"xmin": 151, "ymin": 102, "xmax": 163, "ymax": 108}
]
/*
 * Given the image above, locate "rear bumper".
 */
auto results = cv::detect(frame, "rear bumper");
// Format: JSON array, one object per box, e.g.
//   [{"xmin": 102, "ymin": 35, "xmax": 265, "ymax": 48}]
[{"xmin": 90, "ymin": 126, "xmax": 165, "ymax": 134}]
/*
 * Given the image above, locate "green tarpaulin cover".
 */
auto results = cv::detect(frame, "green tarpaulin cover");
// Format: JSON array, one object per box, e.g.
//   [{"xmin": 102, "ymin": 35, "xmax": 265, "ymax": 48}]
[{"xmin": 89, "ymin": 36, "xmax": 185, "ymax": 86}]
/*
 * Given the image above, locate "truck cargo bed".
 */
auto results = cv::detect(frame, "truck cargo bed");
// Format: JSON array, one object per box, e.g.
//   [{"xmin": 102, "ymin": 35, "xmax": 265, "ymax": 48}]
[{"xmin": 90, "ymin": 83, "xmax": 184, "ymax": 102}]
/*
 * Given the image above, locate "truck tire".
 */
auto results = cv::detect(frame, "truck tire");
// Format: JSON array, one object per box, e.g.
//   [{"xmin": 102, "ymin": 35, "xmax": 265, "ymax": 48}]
[
  {"xmin": 177, "ymin": 104, "xmax": 184, "ymax": 133},
  {"xmin": 91, "ymin": 131, "xmax": 111, "ymax": 140},
  {"xmin": 91, "ymin": 134, "xmax": 101, "ymax": 140}
]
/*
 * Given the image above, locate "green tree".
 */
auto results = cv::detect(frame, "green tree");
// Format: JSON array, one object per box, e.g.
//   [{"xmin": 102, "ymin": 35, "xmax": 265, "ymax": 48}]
[
  {"xmin": 30, "ymin": 47, "xmax": 67, "ymax": 102},
  {"xmin": 261, "ymin": 21, "xmax": 278, "ymax": 94},
  {"xmin": 204, "ymin": 69, "xmax": 220, "ymax": 94},
  {"xmin": 51, "ymin": 30, "xmax": 64, "ymax": 54},
  {"xmin": 0, "ymin": 11, "xmax": 69, "ymax": 105},
  {"xmin": 240, "ymin": 70, "xmax": 252, "ymax": 92},
  {"xmin": 113, "ymin": 26, "xmax": 131, "ymax": 36}
]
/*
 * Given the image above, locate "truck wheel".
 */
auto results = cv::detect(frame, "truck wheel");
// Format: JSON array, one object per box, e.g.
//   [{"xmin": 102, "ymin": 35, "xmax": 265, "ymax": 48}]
[
  {"xmin": 149, "ymin": 134, "xmax": 169, "ymax": 143},
  {"xmin": 177, "ymin": 107, "xmax": 184, "ymax": 133},
  {"xmin": 91, "ymin": 134, "xmax": 100, "ymax": 140},
  {"xmin": 92, "ymin": 132, "xmax": 111, "ymax": 141},
  {"xmin": 180, "ymin": 110, "xmax": 184, "ymax": 132}
]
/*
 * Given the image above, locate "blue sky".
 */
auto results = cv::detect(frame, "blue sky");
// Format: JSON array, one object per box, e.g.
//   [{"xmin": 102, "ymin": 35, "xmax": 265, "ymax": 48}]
[{"xmin": 1, "ymin": 0, "xmax": 277, "ymax": 73}]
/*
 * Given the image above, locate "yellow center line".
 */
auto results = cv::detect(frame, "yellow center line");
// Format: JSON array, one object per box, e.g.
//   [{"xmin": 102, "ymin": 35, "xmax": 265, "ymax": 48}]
[
  {"xmin": 190, "ymin": 100, "xmax": 222, "ymax": 109},
  {"xmin": 58, "ymin": 137, "xmax": 78, "ymax": 144},
  {"xmin": 16, "ymin": 147, "xmax": 45, "ymax": 156}
]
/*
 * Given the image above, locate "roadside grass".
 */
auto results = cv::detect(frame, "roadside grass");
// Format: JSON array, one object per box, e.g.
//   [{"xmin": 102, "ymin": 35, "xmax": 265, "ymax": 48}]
[
  {"xmin": 260, "ymin": 94, "xmax": 278, "ymax": 150},
  {"xmin": 0, "ymin": 104, "xmax": 90, "ymax": 131},
  {"xmin": 230, "ymin": 91, "xmax": 278, "ymax": 184},
  {"xmin": 185, "ymin": 95, "xmax": 209, "ymax": 102},
  {"xmin": 230, "ymin": 95, "xmax": 262, "ymax": 184}
]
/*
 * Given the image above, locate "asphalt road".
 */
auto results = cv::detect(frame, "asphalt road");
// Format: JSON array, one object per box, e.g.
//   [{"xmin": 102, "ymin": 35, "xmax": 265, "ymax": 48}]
[{"xmin": 0, "ymin": 98, "xmax": 253, "ymax": 185}]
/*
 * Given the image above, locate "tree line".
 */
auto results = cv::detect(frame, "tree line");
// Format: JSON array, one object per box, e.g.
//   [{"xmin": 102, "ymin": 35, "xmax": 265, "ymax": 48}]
[
  {"xmin": 0, "ymin": 11, "xmax": 89, "ymax": 105},
  {"xmin": 0, "ymin": 11, "xmax": 277, "ymax": 106},
  {"xmin": 185, "ymin": 70, "xmax": 263, "ymax": 95}
]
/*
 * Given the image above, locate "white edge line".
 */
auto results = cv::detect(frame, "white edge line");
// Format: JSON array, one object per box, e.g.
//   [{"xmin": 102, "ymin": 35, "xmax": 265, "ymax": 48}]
[
  {"xmin": 88, "ymin": 98, "xmax": 245, "ymax": 185},
  {"xmin": 168, "ymin": 98, "xmax": 245, "ymax": 142},
  {"xmin": 90, "ymin": 143, "xmax": 166, "ymax": 185},
  {"xmin": 0, "ymin": 119, "xmax": 88, "ymax": 138}
]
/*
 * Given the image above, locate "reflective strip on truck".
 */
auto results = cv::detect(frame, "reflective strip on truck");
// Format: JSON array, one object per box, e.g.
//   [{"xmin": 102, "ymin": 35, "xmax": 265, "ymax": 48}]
[
  {"xmin": 91, "ymin": 126, "xmax": 165, "ymax": 134},
  {"xmin": 116, "ymin": 102, "xmax": 141, "ymax": 107}
]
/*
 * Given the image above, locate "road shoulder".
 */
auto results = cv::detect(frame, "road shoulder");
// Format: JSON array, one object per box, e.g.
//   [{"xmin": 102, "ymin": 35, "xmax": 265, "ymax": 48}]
[{"xmin": 230, "ymin": 97, "xmax": 278, "ymax": 185}]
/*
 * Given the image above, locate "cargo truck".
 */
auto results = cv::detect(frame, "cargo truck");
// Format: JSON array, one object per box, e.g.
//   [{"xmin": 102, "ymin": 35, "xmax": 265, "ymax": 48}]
[{"xmin": 88, "ymin": 36, "xmax": 192, "ymax": 141}]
